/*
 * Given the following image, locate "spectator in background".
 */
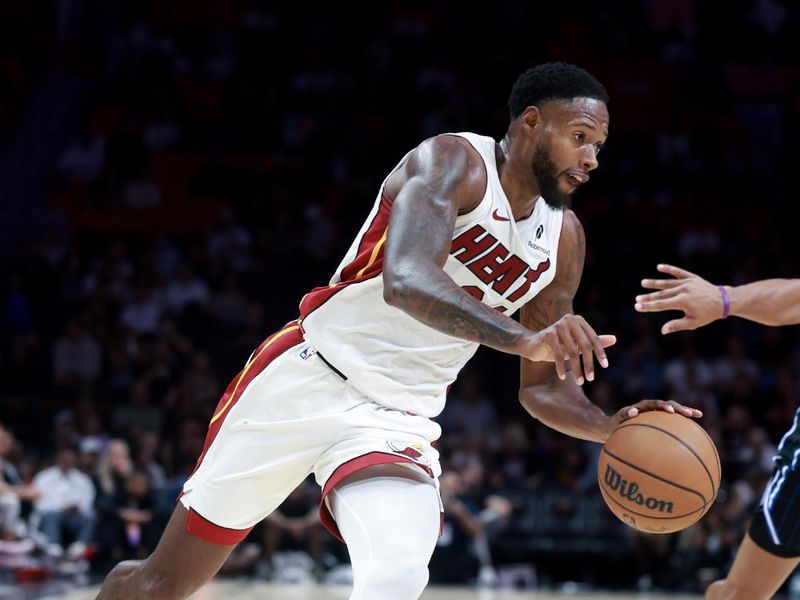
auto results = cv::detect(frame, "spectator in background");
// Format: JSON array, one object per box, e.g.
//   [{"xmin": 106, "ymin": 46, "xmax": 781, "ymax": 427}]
[
  {"xmin": 207, "ymin": 205, "xmax": 254, "ymax": 274},
  {"xmin": 94, "ymin": 439, "xmax": 133, "ymax": 568},
  {"xmin": 132, "ymin": 432, "xmax": 168, "ymax": 493},
  {"xmin": 94, "ymin": 440, "xmax": 134, "ymax": 507},
  {"xmin": 260, "ymin": 478, "xmax": 324, "ymax": 578},
  {"xmin": 101, "ymin": 470, "xmax": 166, "ymax": 562},
  {"xmin": 210, "ymin": 271, "xmax": 249, "ymax": 330},
  {"xmin": 31, "ymin": 447, "xmax": 95, "ymax": 560},
  {"xmin": 490, "ymin": 423, "xmax": 536, "ymax": 491},
  {"xmin": 52, "ymin": 317, "xmax": 102, "ymax": 391},
  {"xmin": 0, "ymin": 423, "xmax": 39, "ymax": 545},
  {"xmin": 437, "ymin": 374, "xmax": 498, "ymax": 438},
  {"xmin": 111, "ymin": 380, "xmax": 163, "ymax": 437},
  {"xmin": 429, "ymin": 471, "xmax": 482, "ymax": 584},
  {"xmin": 118, "ymin": 281, "xmax": 162, "ymax": 336},
  {"xmin": 162, "ymin": 261, "xmax": 210, "ymax": 315},
  {"xmin": 50, "ymin": 410, "xmax": 80, "ymax": 455}
]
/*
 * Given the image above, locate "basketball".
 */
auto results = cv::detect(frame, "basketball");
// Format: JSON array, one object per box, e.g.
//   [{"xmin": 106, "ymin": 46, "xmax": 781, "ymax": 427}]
[{"xmin": 597, "ymin": 411, "xmax": 721, "ymax": 534}]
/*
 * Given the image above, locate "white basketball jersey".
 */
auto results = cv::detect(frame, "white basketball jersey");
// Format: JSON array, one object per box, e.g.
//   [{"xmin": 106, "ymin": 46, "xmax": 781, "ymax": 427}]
[{"xmin": 300, "ymin": 132, "xmax": 563, "ymax": 417}]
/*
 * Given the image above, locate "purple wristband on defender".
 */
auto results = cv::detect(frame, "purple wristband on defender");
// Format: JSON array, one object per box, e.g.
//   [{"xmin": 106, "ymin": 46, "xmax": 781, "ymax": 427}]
[{"xmin": 719, "ymin": 285, "xmax": 730, "ymax": 319}]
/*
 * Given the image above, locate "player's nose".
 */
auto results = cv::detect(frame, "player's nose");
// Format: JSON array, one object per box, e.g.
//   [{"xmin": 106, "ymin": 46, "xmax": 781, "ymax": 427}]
[{"xmin": 582, "ymin": 147, "xmax": 599, "ymax": 171}]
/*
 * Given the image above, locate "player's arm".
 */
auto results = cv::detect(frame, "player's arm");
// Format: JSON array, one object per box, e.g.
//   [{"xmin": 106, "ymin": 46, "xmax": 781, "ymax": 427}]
[
  {"xmin": 382, "ymin": 135, "xmax": 611, "ymax": 379},
  {"xmin": 636, "ymin": 264, "xmax": 800, "ymax": 332},
  {"xmin": 518, "ymin": 213, "xmax": 700, "ymax": 443}
]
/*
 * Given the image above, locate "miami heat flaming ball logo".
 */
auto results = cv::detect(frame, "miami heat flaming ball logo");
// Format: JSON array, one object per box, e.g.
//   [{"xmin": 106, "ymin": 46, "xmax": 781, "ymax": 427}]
[{"xmin": 386, "ymin": 441, "xmax": 431, "ymax": 466}]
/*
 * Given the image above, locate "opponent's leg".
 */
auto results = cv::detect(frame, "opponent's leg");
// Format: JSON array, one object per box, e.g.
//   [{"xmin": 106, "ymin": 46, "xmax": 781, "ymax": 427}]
[
  {"xmin": 329, "ymin": 464, "xmax": 441, "ymax": 600},
  {"xmin": 705, "ymin": 533, "xmax": 800, "ymax": 600},
  {"xmin": 96, "ymin": 503, "xmax": 236, "ymax": 600}
]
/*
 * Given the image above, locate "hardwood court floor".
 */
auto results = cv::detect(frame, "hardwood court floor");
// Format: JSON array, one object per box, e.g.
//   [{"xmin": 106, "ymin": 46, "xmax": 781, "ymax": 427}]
[{"xmin": 46, "ymin": 581, "xmax": 703, "ymax": 600}]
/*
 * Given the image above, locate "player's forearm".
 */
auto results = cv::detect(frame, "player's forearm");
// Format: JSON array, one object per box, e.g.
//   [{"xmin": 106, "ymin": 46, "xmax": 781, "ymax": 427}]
[
  {"xmin": 519, "ymin": 381, "xmax": 611, "ymax": 443},
  {"xmin": 728, "ymin": 279, "xmax": 800, "ymax": 326},
  {"xmin": 384, "ymin": 263, "xmax": 529, "ymax": 355}
]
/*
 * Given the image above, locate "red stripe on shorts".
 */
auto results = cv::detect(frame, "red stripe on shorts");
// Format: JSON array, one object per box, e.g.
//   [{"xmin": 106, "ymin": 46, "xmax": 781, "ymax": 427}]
[
  {"xmin": 190, "ymin": 322, "xmax": 304, "ymax": 482},
  {"xmin": 319, "ymin": 451, "xmax": 437, "ymax": 543},
  {"xmin": 186, "ymin": 508, "xmax": 252, "ymax": 545}
]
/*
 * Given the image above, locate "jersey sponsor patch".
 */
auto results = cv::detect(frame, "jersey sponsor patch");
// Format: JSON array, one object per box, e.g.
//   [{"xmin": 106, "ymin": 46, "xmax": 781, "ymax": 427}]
[{"xmin": 386, "ymin": 440, "xmax": 431, "ymax": 466}]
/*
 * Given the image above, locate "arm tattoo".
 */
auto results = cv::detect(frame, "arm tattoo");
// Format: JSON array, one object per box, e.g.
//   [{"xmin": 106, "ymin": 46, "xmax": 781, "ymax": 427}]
[
  {"xmin": 394, "ymin": 277, "xmax": 524, "ymax": 349},
  {"xmin": 385, "ymin": 138, "xmax": 527, "ymax": 353}
]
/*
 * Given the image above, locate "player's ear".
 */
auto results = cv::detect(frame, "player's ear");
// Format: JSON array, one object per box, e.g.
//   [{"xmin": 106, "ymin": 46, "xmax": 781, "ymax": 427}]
[{"xmin": 521, "ymin": 106, "xmax": 540, "ymax": 132}]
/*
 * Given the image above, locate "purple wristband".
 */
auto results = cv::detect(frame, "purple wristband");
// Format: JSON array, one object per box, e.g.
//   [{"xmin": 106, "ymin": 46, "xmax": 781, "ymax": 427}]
[{"xmin": 719, "ymin": 285, "xmax": 730, "ymax": 319}]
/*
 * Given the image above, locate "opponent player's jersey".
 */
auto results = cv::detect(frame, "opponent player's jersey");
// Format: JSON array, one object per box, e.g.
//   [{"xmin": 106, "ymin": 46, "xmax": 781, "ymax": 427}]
[{"xmin": 299, "ymin": 132, "xmax": 563, "ymax": 417}]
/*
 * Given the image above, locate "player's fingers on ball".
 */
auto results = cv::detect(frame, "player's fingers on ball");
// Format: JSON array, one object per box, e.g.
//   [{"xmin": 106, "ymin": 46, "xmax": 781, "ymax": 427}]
[
  {"xmin": 635, "ymin": 399, "xmax": 671, "ymax": 412},
  {"xmin": 660, "ymin": 400, "xmax": 676, "ymax": 413},
  {"xmin": 669, "ymin": 401, "xmax": 702, "ymax": 418}
]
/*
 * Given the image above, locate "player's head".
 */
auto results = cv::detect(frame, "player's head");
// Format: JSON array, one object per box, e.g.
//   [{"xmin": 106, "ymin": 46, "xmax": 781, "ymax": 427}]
[{"xmin": 508, "ymin": 62, "xmax": 609, "ymax": 209}]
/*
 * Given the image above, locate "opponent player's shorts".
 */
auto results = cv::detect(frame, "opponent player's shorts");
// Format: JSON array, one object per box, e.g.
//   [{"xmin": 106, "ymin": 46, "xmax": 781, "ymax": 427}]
[
  {"xmin": 179, "ymin": 320, "xmax": 443, "ymax": 545},
  {"xmin": 749, "ymin": 409, "xmax": 800, "ymax": 558}
]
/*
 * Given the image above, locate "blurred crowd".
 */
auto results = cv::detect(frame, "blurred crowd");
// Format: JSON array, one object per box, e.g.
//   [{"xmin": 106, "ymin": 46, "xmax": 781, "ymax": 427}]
[{"xmin": 1, "ymin": 0, "xmax": 800, "ymax": 594}]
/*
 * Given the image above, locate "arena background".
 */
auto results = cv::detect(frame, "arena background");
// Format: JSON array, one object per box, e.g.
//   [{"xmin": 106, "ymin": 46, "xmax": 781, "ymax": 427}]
[{"xmin": 0, "ymin": 1, "xmax": 799, "ymax": 598}]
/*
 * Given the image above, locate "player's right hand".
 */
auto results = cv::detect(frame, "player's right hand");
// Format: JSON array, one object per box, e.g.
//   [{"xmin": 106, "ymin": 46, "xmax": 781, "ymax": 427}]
[{"xmin": 524, "ymin": 314, "xmax": 616, "ymax": 385}]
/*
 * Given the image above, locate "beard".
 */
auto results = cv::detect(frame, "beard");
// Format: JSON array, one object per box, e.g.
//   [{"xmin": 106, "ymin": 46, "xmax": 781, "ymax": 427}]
[{"xmin": 531, "ymin": 144, "xmax": 573, "ymax": 210}]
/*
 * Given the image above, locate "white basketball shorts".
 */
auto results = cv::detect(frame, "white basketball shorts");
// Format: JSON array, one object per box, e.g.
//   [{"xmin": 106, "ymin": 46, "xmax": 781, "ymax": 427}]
[{"xmin": 179, "ymin": 320, "xmax": 443, "ymax": 544}]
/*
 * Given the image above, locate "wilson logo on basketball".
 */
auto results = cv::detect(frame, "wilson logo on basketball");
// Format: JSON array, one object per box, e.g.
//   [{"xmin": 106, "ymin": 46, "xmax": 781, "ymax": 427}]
[{"xmin": 604, "ymin": 464, "xmax": 675, "ymax": 513}]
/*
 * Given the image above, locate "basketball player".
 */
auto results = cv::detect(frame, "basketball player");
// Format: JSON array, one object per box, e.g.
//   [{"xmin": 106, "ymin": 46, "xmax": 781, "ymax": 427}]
[
  {"xmin": 96, "ymin": 63, "xmax": 700, "ymax": 600},
  {"xmin": 635, "ymin": 263, "xmax": 800, "ymax": 600}
]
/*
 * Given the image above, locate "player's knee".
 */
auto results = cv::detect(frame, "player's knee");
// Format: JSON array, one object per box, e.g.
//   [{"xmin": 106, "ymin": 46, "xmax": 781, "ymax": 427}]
[
  {"xmin": 141, "ymin": 571, "xmax": 195, "ymax": 600},
  {"xmin": 363, "ymin": 560, "xmax": 429, "ymax": 600},
  {"xmin": 121, "ymin": 561, "xmax": 195, "ymax": 600},
  {"xmin": 705, "ymin": 579, "xmax": 742, "ymax": 600},
  {"xmin": 98, "ymin": 560, "xmax": 144, "ymax": 599}
]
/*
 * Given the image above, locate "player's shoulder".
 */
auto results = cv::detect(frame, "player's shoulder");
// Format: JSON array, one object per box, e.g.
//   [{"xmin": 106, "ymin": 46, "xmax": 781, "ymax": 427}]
[
  {"xmin": 559, "ymin": 208, "xmax": 585, "ymax": 246},
  {"xmin": 410, "ymin": 134, "xmax": 486, "ymax": 181}
]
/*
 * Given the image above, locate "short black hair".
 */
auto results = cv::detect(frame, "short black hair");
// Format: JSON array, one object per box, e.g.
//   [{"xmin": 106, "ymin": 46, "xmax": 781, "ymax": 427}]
[{"xmin": 508, "ymin": 62, "xmax": 609, "ymax": 119}]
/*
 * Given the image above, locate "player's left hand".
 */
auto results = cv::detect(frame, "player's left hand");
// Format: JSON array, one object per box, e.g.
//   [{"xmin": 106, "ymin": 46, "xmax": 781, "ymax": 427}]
[
  {"xmin": 634, "ymin": 264, "xmax": 721, "ymax": 334},
  {"xmin": 604, "ymin": 400, "xmax": 703, "ymax": 441}
]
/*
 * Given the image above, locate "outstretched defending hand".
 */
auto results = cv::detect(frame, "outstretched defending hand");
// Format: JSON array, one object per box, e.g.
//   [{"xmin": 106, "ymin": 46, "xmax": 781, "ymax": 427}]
[
  {"xmin": 524, "ymin": 313, "xmax": 616, "ymax": 386},
  {"xmin": 635, "ymin": 264, "xmax": 722, "ymax": 334},
  {"xmin": 604, "ymin": 399, "xmax": 703, "ymax": 440}
]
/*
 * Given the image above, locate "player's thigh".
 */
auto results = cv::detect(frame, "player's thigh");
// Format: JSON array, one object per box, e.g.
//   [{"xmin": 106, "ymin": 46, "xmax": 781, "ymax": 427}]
[{"xmin": 183, "ymin": 336, "xmax": 354, "ymax": 536}]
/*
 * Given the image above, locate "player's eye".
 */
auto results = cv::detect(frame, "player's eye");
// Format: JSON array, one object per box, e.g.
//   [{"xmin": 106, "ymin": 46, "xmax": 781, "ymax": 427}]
[{"xmin": 574, "ymin": 132, "xmax": 585, "ymax": 143}]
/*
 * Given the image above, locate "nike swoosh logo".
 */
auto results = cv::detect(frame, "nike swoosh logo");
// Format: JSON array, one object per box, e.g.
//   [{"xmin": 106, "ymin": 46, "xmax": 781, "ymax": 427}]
[{"xmin": 492, "ymin": 208, "xmax": 511, "ymax": 222}]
